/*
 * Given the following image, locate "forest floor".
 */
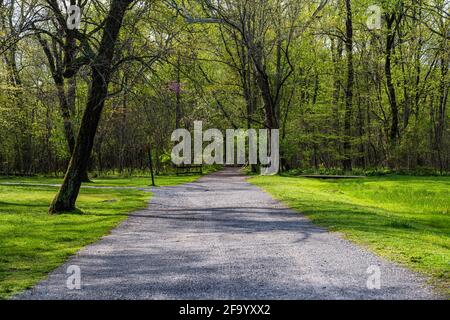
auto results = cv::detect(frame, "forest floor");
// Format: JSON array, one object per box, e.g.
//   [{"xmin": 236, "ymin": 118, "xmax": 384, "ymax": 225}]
[
  {"xmin": 0, "ymin": 174, "xmax": 200, "ymax": 299},
  {"xmin": 249, "ymin": 174, "xmax": 450, "ymax": 296},
  {"xmin": 13, "ymin": 168, "xmax": 439, "ymax": 300}
]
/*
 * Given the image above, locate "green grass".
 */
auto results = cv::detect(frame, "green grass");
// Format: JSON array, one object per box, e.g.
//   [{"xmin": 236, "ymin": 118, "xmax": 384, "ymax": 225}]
[
  {"xmin": 249, "ymin": 175, "xmax": 450, "ymax": 295},
  {"xmin": 0, "ymin": 174, "xmax": 201, "ymax": 299},
  {"xmin": 0, "ymin": 174, "xmax": 201, "ymax": 188}
]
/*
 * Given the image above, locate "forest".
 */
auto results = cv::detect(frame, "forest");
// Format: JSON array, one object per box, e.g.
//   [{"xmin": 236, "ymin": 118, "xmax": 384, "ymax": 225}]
[
  {"xmin": 0, "ymin": 0, "xmax": 448, "ymax": 176},
  {"xmin": 0, "ymin": 0, "xmax": 449, "ymax": 300}
]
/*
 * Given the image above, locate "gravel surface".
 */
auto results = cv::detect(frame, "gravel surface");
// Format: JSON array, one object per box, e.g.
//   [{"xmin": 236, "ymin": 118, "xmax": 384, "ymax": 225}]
[{"xmin": 16, "ymin": 168, "xmax": 438, "ymax": 300}]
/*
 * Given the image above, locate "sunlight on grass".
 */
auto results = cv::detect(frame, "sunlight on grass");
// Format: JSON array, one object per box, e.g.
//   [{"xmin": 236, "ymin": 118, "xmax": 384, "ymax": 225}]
[
  {"xmin": 249, "ymin": 175, "xmax": 450, "ymax": 296},
  {"xmin": 0, "ymin": 174, "xmax": 201, "ymax": 188}
]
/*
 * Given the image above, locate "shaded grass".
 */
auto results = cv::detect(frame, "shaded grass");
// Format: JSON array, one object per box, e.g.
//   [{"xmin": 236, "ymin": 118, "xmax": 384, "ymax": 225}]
[
  {"xmin": 0, "ymin": 174, "xmax": 201, "ymax": 188},
  {"xmin": 0, "ymin": 174, "xmax": 202, "ymax": 299},
  {"xmin": 249, "ymin": 175, "xmax": 450, "ymax": 296}
]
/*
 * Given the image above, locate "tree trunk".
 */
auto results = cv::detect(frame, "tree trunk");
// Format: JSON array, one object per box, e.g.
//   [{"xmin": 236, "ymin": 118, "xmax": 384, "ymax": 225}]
[
  {"xmin": 148, "ymin": 144, "xmax": 155, "ymax": 186},
  {"xmin": 385, "ymin": 14, "xmax": 399, "ymax": 142},
  {"xmin": 342, "ymin": 0, "xmax": 354, "ymax": 171},
  {"xmin": 36, "ymin": 34, "xmax": 91, "ymax": 182},
  {"xmin": 435, "ymin": 57, "xmax": 449, "ymax": 173},
  {"xmin": 66, "ymin": 76, "xmax": 91, "ymax": 182},
  {"xmin": 175, "ymin": 53, "xmax": 182, "ymax": 129},
  {"xmin": 331, "ymin": 37, "xmax": 343, "ymax": 167},
  {"xmin": 49, "ymin": 0, "xmax": 133, "ymax": 213}
]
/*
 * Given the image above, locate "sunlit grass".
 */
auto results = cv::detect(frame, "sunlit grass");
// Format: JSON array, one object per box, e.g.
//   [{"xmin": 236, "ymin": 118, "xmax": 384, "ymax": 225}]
[
  {"xmin": 249, "ymin": 175, "xmax": 450, "ymax": 296},
  {"xmin": 0, "ymin": 174, "xmax": 201, "ymax": 188}
]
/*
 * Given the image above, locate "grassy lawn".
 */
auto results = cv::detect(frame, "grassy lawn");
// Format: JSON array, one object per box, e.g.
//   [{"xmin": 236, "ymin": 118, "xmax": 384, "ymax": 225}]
[
  {"xmin": 0, "ymin": 174, "xmax": 200, "ymax": 299},
  {"xmin": 249, "ymin": 175, "xmax": 450, "ymax": 295},
  {"xmin": 0, "ymin": 174, "xmax": 202, "ymax": 188}
]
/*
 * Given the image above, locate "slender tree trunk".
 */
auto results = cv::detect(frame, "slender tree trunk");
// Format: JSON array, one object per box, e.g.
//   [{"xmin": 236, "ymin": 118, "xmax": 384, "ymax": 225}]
[
  {"xmin": 342, "ymin": 0, "xmax": 354, "ymax": 171},
  {"xmin": 175, "ymin": 53, "xmax": 182, "ymax": 129},
  {"xmin": 385, "ymin": 15, "xmax": 399, "ymax": 142},
  {"xmin": 435, "ymin": 57, "xmax": 449, "ymax": 173},
  {"xmin": 331, "ymin": 38, "xmax": 343, "ymax": 166},
  {"xmin": 239, "ymin": 36, "xmax": 257, "ymax": 173},
  {"xmin": 49, "ymin": 0, "xmax": 133, "ymax": 213}
]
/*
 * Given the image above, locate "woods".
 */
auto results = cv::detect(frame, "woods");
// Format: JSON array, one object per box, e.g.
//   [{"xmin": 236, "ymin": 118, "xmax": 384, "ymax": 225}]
[
  {"xmin": 0, "ymin": 0, "xmax": 450, "ymax": 302},
  {"xmin": 0, "ymin": 0, "xmax": 449, "ymax": 208}
]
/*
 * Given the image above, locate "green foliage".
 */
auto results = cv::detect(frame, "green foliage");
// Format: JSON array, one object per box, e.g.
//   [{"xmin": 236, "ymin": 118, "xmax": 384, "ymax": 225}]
[
  {"xmin": 282, "ymin": 167, "xmax": 449, "ymax": 177},
  {"xmin": 1, "ymin": 0, "xmax": 449, "ymax": 175}
]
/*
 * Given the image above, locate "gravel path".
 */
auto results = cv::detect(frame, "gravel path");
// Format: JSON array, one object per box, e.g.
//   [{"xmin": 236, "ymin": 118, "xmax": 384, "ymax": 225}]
[{"xmin": 17, "ymin": 168, "xmax": 438, "ymax": 299}]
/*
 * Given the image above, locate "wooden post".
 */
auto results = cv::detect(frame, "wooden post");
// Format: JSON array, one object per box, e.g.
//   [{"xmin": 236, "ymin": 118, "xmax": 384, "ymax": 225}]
[{"xmin": 149, "ymin": 144, "xmax": 155, "ymax": 187}]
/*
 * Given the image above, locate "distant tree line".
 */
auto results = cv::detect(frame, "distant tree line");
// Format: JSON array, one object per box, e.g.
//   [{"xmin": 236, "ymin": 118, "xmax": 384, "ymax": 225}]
[{"xmin": 0, "ymin": 0, "xmax": 448, "ymax": 181}]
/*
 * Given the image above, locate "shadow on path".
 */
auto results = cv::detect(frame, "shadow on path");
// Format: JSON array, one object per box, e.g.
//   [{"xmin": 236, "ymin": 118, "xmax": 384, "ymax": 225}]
[{"xmin": 16, "ymin": 168, "xmax": 438, "ymax": 300}]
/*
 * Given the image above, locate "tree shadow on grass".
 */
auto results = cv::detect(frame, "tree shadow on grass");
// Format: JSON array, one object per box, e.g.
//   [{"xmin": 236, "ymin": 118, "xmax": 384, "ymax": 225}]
[{"xmin": 0, "ymin": 201, "xmax": 47, "ymax": 208}]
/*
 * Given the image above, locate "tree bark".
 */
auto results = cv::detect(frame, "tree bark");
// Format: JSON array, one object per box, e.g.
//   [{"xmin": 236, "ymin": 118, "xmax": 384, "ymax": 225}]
[
  {"xmin": 331, "ymin": 37, "xmax": 343, "ymax": 166},
  {"xmin": 435, "ymin": 57, "xmax": 449, "ymax": 173},
  {"xmin": 148, "ymin": 144, "xmax": 155, "ymax": 186},
  {"xmin": 36, "ymin": 34, "xmax": 91, "ymax": 182},
  {"xmin": 385, "ymin": 14, "xmax": 399, "ymax": 142},
  {"xmin": 175, "ymin": 53, "xmax": 182, "ymax": 129},
  {"xmin": 342, "ymin": 0, "xmax": 354, "ymax": 171}
]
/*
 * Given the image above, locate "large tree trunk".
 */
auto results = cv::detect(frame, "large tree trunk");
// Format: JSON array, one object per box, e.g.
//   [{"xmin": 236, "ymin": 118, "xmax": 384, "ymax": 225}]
[
  {"xmin": 36, "ymin": 34, "xmax": 91, "ymax": 181},
  {"xmin": 342, "ymin": 0, "xmax": 354, "ymax": 171},
  {"xmin": 255, "ymin": 70, "xmax": 278, "ymax": 130},
  {"xmin": 56, "ymin": 82, "xmax": 76, "ymax": 152},
  {"xmin": 66, "ymin": 76, "xmax": 91, "ymax": 182},
  {"xmin": 57, "ymin": 79, "xmax": 92, "ymax": 182},
  {"xmin": 49, "ymin": 0, "xmax": 133, "ymax": 214}
]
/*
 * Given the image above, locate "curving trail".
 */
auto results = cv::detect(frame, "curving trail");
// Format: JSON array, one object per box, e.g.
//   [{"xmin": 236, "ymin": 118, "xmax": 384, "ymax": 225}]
[{"xmin": 17, "ymin": 168, "xmax": 437, "ymax": 299}]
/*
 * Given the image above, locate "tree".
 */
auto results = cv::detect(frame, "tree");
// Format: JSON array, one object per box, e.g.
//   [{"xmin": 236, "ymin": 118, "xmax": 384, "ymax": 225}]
[
  {"xmin": 342, "ymin": 0, "xmax": 353, "ymax": 171},
  {"xmin": 49, "ymin": 0, "xmax": 134, "ymax": 213},
  {"xmin": 1, "ymin": 0, "xmax": 449, "ymax": 180}
]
